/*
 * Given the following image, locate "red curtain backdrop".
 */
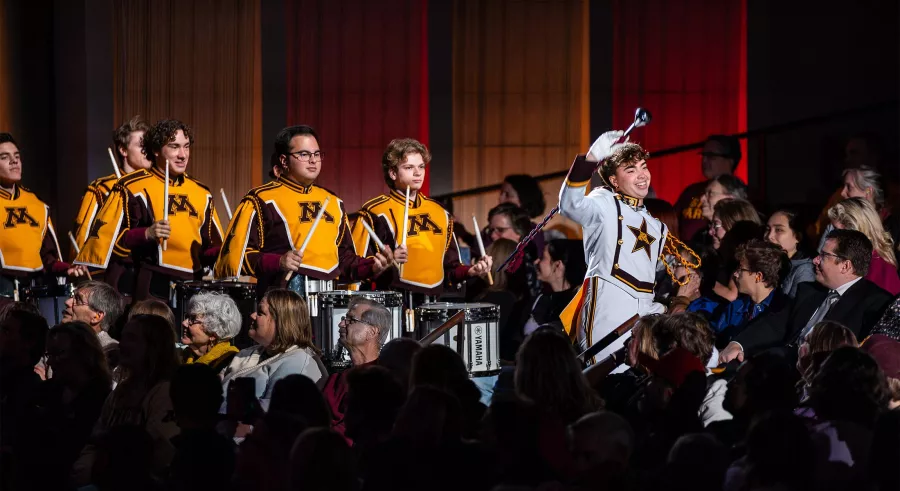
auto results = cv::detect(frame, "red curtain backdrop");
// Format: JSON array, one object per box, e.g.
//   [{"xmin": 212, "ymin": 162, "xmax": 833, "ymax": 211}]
[
  {"xmin": 611, "ymin": 0, "xmax": 748, "ymax": 204},
  {"xmin": 285, "ymin": 0, "xmax": 429, "ymax": 213}
]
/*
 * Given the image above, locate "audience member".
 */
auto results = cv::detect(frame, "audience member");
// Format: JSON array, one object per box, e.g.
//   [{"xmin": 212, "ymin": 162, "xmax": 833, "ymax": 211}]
[
  {"xmin": 323, "ymin": 296, "xmax": 392, "ymax": 439},
  {"xmin": 180, "ymin": 291, "xmax": 242, "ymax": 374},
  {"xmin": 796, "ymin": 321, "xmax": 858, "ymax": 401},
  {"xmin": 765, "ymin": 207, "xmax": 816, "ymax": 297},
  {"xmin": 859, "ymin": 334, "xmax": 900, "ymax": 409},
  {"xmin": 168, "ymin": 364, "xmax": 235, "ymax": 491},
  {"xmin": 222, "ymin": 289, "xmax": 327, "ymax": 412},
  {"xmin": 0, "ymin": 300, "xmax": 41, "ymax": 323},
  {"xmin": 411, "ymin": 344, "xmax": 486, "ymax": 437},
  {"xmin": 61, "ymin": 281, "xmax": 125, "ymax": 368},
  {"xmin": 376, "ymin": 337, "xmax": 421, "ymax": 393},
  {"xmin": 675, "ymin": 135, "xmax": 743, "ymax": 241},
  {"xmin": 568, "ymin": 411, "xmax": 635, "ymax": 491},
  {"xmin": 524, "ymin": 239, "xmax": 586, "ymax": 335},
  {"xmin": 724, "ymin": 412, "xmax": 814, "ymax": 491},
  {"xmin": 343, "ymin": 365, "xmax": 406, "ymax": 480},
  {"xmin": 722, "ymin": 229, "xmax": 893, "ymax": 363},
  {"xmin": 289, "ymin": 428, "xmax": 359, "ymax": 491},
  {"xmin": 128, "ymin": 298, "xmax": 178, "ymax": 336},
  {"xmin": 90, "ymin": 425, "xmax": 166, "ymax": 491},
  {"xmin": 828, "ymin": 197, "xmax": 900, "ymax": 294},
  {"xmin": 662, "ymin": 433, "xmax": 729, "ymax": 491},
  {"xmin": 72, "ymin": 314, "xmax": 180, "ymax": 486},
  {"xmin": 487, "ymin": 202, "xmax": 542, "ymax": 297},
  {"xmin": 500, "ymin": 174, "xmax": 546, "ymax": 219},
  {"xmin": 841, "ymin": 165, "xmax": 900, "ymax": 247},
  {"xmin": 709, "ymin": 198, "xmax": 762, "ymax": 251}
]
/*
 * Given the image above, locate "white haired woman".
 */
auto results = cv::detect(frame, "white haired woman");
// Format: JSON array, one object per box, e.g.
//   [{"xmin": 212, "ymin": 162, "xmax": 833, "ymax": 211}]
[{"xmin": 181, "ymin": 291, "xmax": 243, "ymax": 375}]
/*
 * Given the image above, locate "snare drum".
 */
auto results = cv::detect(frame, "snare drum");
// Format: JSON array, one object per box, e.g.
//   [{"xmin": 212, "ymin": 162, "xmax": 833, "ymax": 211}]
[
  {"xmin": 21, "ymin": 282, "xmax": 74, "ymax": 325},
  {"xmin": 315, "ymin": 291, "xmax": 404, "ymax": 369},
  {"xmin": 177, "ymin": 281, "xmax": 258, "ymax": 349},
  {"xmin": 416, "ymin": 303, "xmax": 501, "ymax": 377},
  {"xmin": 287, "ymin": 275, "xmax": 333, "ymax": 317}
]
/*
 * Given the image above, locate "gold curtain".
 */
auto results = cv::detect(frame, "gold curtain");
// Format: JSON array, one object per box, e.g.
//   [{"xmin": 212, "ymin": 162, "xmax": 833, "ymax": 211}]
[
  {"xmin": 111, "ymin": 0, "xmax": 262, "ymax": 218},
  {"xmin": 452, "ymin": 0, "xmax": 589, "ymax": 237}
]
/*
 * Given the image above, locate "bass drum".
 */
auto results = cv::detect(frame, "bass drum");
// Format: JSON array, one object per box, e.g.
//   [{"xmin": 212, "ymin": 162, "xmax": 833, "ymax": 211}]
[
  {"xmin": 416, "ymin": 302, "xmax": 501, "ymax": 377},
  {"xmin": 314, "ymin": 291, "xmax": 404, "ymax": 370},
  {"xmin": 176, "ymin": 280, "xmax": 258, "ymax": 349}
]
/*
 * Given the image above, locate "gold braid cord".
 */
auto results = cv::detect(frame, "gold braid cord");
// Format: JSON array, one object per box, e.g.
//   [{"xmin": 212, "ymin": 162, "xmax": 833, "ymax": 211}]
[{"xmin": 660, "ymin": 232, "xmax": 701, "ymax": 286}]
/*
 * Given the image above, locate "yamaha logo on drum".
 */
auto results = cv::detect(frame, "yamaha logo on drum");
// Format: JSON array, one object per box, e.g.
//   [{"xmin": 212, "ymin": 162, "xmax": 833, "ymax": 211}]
[{"xmin": 474, "ymin": 325, "xmax": 484, "ymax": 366}]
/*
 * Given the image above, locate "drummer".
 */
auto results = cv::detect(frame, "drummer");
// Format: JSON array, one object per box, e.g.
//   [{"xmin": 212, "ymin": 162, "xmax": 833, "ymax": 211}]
[
  {"xmin": 214, "ymin": 125, "xmax": 396, "ymax": 298},
  {"xmin": 0, "ymin": 133, "xmax": 72, "ymax": 303},
  {"xmin": 351, "ymin": 138, "xmax": 492, "ymax": 304}
]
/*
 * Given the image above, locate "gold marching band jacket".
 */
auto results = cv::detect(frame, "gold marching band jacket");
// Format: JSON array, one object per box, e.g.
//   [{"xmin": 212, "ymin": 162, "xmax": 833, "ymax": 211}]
[
  {"xmin": 74, "ymin": 167, "xmax": 223, "ymax": 279},
  {"xmin": 214, "ymin": 176, "xmax": 376, "ymax": 292},
  {"xmin": 0, "ymin": 185, "xmax": 63, "ymax": 276},
  {"xmin": 351, "ymin": 188, "xmax": 468, "ymax": 295},
  {"xmin": 70, "ymin": 173, "xmax": 119, "ymax": 260}
]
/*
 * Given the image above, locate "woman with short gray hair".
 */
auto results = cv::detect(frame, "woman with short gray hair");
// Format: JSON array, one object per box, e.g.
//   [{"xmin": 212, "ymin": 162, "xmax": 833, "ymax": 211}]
[{"xmin": 180, "ymin": 291, "xmax": 243, "ymax": 374}]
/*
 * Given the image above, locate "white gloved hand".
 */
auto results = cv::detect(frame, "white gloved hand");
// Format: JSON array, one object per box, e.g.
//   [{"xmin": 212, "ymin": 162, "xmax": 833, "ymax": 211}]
[{"xmin": 587, "ymin": 130, "xmax": 625, "ymax": 162}]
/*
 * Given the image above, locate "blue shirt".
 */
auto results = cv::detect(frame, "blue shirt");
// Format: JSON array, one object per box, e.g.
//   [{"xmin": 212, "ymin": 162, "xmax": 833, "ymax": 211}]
[{"xmin": 711, "ymin": 290, "xmax": 776, "ymax": 333}]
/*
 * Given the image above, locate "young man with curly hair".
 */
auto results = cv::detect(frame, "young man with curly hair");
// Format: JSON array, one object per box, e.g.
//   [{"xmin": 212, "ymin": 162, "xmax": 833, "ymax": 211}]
[
  {"xmin": 350, "ymin": 138, "xmax": 492, "ymax": 299},
  {"xmin": 74, "ymin": 119, "xmax": 224, "ymax": 301}
]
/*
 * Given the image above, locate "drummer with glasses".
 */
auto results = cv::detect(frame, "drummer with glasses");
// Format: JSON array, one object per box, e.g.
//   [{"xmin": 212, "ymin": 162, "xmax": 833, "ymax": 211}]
[
  {"xmin": 214, "ymin": 125, "xmax": 395, "ymax": 299},
  {"xmin": 323, "ymin": 296, "xmax": 392, "ymax": 441}
]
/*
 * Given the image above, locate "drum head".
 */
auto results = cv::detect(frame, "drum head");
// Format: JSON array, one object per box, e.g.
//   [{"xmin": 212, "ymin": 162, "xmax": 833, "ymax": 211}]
[{"xmin": 416, "ymin": 302, "xmax": 499, "ymax": 322}]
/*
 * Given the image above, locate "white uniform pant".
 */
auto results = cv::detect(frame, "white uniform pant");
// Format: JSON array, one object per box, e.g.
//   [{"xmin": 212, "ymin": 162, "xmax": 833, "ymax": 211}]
[{"xmin": 577, "ymin": 276, "xmax": 665, "ymax": 366}]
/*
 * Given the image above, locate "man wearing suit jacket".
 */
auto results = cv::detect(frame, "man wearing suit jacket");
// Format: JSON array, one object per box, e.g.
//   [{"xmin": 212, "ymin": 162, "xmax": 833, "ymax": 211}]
[{"xmin": 720, "ymin": 229, "xmax": 893, "ymax": 363}]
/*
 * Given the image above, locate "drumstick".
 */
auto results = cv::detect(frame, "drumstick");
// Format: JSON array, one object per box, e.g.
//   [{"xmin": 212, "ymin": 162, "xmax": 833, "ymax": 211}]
[
  {"xmin": 399, "ymin": 185, "xmax": 410, "ymax": 276},
  {"xmin": 162, "ymin": 161, "xmax": 169, "ymax": 251},
  {"xmin": 285, "ymin": 196, "xmax": 330, "ymax": 281},
  {"xmin": 472, "ymin": 215, "xmax": 493, "ymax": 285},
  {"xmin": 359, "ymin": 219, "xmax": 399, "ymax": 269},
  {"xmin": 220, "ymin": 188, "xmax": 233, "ymax": 221},
  {"xmin": 108, "ymin": 147, "xmax": 122, "ymax": 179},
  {"xmin": 67, "ymin": 232, "xmax": 92, "ymax": 279},
  {"xmin": 13, "ymin": 278, "xmax": 19, "ymax": 302}
]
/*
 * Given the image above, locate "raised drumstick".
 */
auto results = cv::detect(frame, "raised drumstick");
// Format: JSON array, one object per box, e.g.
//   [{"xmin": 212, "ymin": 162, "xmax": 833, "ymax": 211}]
[
  {"xmin": 162, "ymin": 161, "xmax": 169, "ymax": 251},
  {"xmin": 108, "ymin": 147, "xmax": 122, "ymax": 179},
  {"xmin": 399, "ymin": 185, "xmax": 410, "ymax": 276},
  {"xmin": 285, "ymin": 196, "xmax": 330, "ymax": 281},
  {"xmin": 472, "ymin": 215, "xmax": 493, "ymax": 285},
  {"xmin": 220, "ymin": 188, "xmax": 233, "ymax": 221},
  {"xmin": 67, "ymin": 232, "xmax": 92, "ymax": 279},
  {"xmin": 359, "ymin": 219, "xmax": 399, "ymax": 269}
]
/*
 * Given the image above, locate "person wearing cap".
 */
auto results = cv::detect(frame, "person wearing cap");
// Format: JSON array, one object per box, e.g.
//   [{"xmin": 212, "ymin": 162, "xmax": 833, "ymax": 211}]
[{"xmin": 674, "ymin": 135, "xmax": 743, "ymax": 242}]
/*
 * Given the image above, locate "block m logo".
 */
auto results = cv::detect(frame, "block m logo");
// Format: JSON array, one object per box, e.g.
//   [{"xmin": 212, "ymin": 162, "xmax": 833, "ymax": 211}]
[
  {"xmin": 4, "ymin": 207, "xmax": 39, "ymax": 228},
  {"xmin": 407, "ymin": 213, "xmax": 443, "ymax": 236},
  {"xmin": 298, "ymin": 201, "xmax": 335, "ymax": 223},
  {"xmin": 168, "ymin": 195, "xmax": 199, "ymax": 217}
]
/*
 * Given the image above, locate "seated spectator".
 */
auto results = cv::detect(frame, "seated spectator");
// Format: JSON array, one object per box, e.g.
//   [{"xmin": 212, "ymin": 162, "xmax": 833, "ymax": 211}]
[
  {"xmin": 72, "ymin": 314, "xmax": 180, "ymax": 486},
  {"xmin": 828, "ymin": 197, "xmax": 900, "ymax": 295},
  {"xmin": 411, "ymin": 344, "xmax": 486, "ymax": 438},
  {"xmin": 652, "ymin": 312, "xmax": 716, "ymax": 367},
  {"xmin": 859, "ymin": 334, "xmax": 900, "ymax": 410},
  {"xmin": 724, "ymin": 412, "xmax": 814, "ymax": 491},
  {"xmin": 289, "ymin": 428, "xmax": 358, "ymax": 491},
  {"xmin": 674, "ymin": 134, "xmax": 743, "ymax": 241},
  {"xmin": 594, "ymin": 314, "xmax": 663, "ymax": 410},
  {"xmin": 722, "ymin": 229, "xmax": 893, "ymax": 363},
  {"xmin": 168, "ymin": 364, "xmax": 235, "ymax": 491},
  {"xmin": 796, "ymin": 321, "xmax": 858, "ymax": 403},
  {"xmin": 13, "ymin": 321, "xmax": 109, "ymax": 491},
  {"xmin": 0, "ymin": 310, "xmax": 48, "ymax": 460},
  {"xmin": 127, "ymin": 298, "xmax": 178, "ymax": 337},
  {"xmin": 0, "ymin": 300, "xmax": 41, "ymax": 323},
  {"xmin": 376, "ymin": 337, "xmax": 421, "ymax": 394},
  {"xmin": 709, "ymin": 198, "xmax": 762, "ymax": 252},
  {"xmin": 524, "ymin": 239, "xmax": 586, "ymax": 335},
  {"xmin": 568, "ymin": 411, "xmax": 635, "ymax": 491},
  {"xmin": 500, "ymin": 174, "xmax": 546, "ymax": 219},
  {"xmin": 222, "ymin": 289, "xmax": 327, "ymax": 412},
  {"xmin": 343, "ymin": 365, "xmax": 406, "ymax": 480},
  {"xmin": 90, "ymin": 425, "xmax": 165, "ymax": 491},
  {"xmin": 323, "ymin": 297, "xmax": 392, "ymax": 440},
  {"xmin": 515, "ymin": 328, "xmax": 602, "ymax": 425},
  {"xmin": 662, "ymin": 433, "xmax": 729, "ymax": 491},
  {"xmin": 841, "ymin": 165, "xmax": 900, "ymax": 247},
  {"xmin": 482, "ymin": 398, "xmax": 562, "ymax": 488},
  {"xmin": 765, "ymin": 207, "xmax": 816, "ymax": 297},
  {"xmin": 180, "ymin": 291, "xmax": 242, "ymax": 374},
  {"xmin": 713, "ymin": 240, "xmax": 790, "ymax": 348},
  {"xmin": 487, "ymin": 202, "xmax": 542, "ymax": 297},
  {"xmin": 61, "ymin": 281, "xmax": 124, "ymax": 369}
]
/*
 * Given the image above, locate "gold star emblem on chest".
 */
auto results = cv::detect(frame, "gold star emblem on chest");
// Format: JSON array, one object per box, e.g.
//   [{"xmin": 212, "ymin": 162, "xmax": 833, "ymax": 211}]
[{"xmin": 627, "ymin": 218, "xmax": 657, "ymax": 260}]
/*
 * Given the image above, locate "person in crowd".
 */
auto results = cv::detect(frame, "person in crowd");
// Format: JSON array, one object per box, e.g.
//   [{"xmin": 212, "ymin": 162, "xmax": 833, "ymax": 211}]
[
  {"xmin": 840, "ymin": 165, "xmax": 900, "ymax": 247},
  {"xmin": 765, "ymin": 207, "xmax": 816, "ymax": 297},
  {"xmin": 323, "ymin": 296, "xmax": 392, "ymax": 439},
  {"xmin": 860, "ymin": 334, "xmax": 900, "ymax": 409},
  {"xmin": 568, "ymin": 410, "xmax": 635, "ymax": 491},
  {"xmin": 167, "ymin": 364, "xmax": 235, "ymax": 491},
  {"xmin": 128, "ymin": 298, "xmax": 178, "ymax": 335},
  {"xmin": 376, "ymin": 337, "xmax": 421, "ymax": 394},
  {"xmin": 89, "ymin": 425, "xmax": 166, "ymax": 491},
  {"xmin": 828, "ymin": 197, "xmax": 900, "ymax": 295},
  {"xmin": 721, "ymin": 229, "xmax": 893, "ymax": 363},
  {"xmin": 11, "ymin": 322, "xmax": 107, "ymax": 491},
  {"xmin": 500, "ymin": 174, "xmax": 546, "ymax": 219},
  {"xmin": 515, "ymin": 328, "xmax": 603, "ymax": 425},
  {"xmin": 796, "ymin": 321, "xmax": 858, "ymax": 403},
  {"xmin": 343, "ymin": 365, "xmax": 406, "ymax": 480},
  {"xmin": 487, "ymin": 202, "xmax": 542, "ymax": 297},
  {"xmin": 180, "ymin": 291, "xmax": 242, "ymax": 374},
  {"xmin": 723, "ymin": 412, "xmax": 815, "ymax": 491},
  {"xmin": 594, "ymin": 314, "xmax": 663, "ymax": 418},
  {"xmin": 712, "ymin": 240, "xmax": 790, "ymax": 349},
  {"xmin": 709, "ymin": 198, "xmax": 762, "ymax": 251},
  {"xmin": 289, "ymin": 428, "xmax": 359, "ymax": 491},
  {"xmin": 72, "ymin": 314, "xmax": 180, "ymax": 486},
  {"xmin": 651, "ymin": 312, "xmax": 716, "ymax": 368},
  {"xmin": 661, "ymin": 433, "xmax": 729, "ymax": 491},
  {"xmin": 61, "ymin": 281, "xmax": 124, "ymax": 369},
  {"xmin": 0, "ymin": 300, "xmax": 40, "ymax": 323},
  {"xmin": 871, "ymin": 296, "xmax": 900, "ymax": 341},
  {"xmin": 0, "ymin": 310, "xmax": 48, "ymax": 461},
  {"xmin": 410, "ymin": 344, "xmax": 486, "ymax": 438},
  {"xmin": 675, "ymin": 135, "xmax": 743, "ymax": 241},
  {"xmin": 472, "ymin": 238, "xmax": 530, "ymax": 365},
  {"xmin": 221, "ymin": 289, "xmax": 326, "ymax": 412},
  {"xmin": 644, "ymin": 198, "xmax": 680, "ymax": 241},
  {"xmin": 523, "ymin": 239, "xmax": 586, "ymax": 335}
]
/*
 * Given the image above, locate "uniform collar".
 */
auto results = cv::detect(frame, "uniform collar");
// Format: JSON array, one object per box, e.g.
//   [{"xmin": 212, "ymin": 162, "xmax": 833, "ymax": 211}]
[
  {"xmin": 277, "ymin": 175, "xmax": 314, "ymax": 193},
  {"xmin": 389, "ymin": 188, "xmax": 422, "ymax": 208},
  {"xmin": 0, "ymin": 184, "xmax": 17, "ymax": 200},
  {"xmin": 149, "ymin": 166, "xmax": 186, "ymax": 186},
  {"xmin": 613, "ymin": 191, "xmax": 642, "ymax": 209}
]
